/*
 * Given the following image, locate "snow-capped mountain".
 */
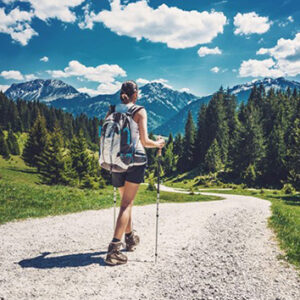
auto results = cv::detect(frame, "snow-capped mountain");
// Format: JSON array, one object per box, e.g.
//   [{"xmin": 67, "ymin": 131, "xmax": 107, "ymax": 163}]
[
  {"xmin": 228, "ymin": 77, "xmax": 300, "ymax": 102},
  {"xmin": 50, "ymin": 81, "xmax": 199, "ymax": 131},
  {"xmin": 154, "ymin": 77, "xmax": 300, "ymax": 135},
  {"xmin": 5, "ymin": 79, "xmax": 90, "ymax": 102},
  {"xmin": 4, "ymin": 77, "xmax": 300, "ymax": 135}
]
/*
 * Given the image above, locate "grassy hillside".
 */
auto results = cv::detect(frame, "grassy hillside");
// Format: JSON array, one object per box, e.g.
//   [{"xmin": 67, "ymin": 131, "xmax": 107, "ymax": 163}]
[{"xmin": 0, "ymin": 155, "xmax": 222, "ymax": 225}]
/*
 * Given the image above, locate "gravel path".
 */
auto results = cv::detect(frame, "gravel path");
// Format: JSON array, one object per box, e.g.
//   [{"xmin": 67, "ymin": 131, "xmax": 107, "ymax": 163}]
[{"xmin": 0, "ymin": 185, "xmax": 299, "ymax": 300}]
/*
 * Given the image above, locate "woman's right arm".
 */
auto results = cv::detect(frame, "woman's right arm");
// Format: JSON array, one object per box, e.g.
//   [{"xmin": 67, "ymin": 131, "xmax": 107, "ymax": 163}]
[{"xmin": 136, "ymin": 108, "xmax": 165, "ymax": 149}]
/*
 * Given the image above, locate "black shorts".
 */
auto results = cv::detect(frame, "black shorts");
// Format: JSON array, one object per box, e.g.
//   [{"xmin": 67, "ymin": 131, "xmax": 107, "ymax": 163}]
[{"xmin": 112, "ymin": 164, "xmax": 147, "ymax": 187}]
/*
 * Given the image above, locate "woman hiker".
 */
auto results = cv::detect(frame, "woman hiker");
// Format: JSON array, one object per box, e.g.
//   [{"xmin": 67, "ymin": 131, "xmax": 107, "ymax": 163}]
[{"xmin": 104, "ymin": 80, "xmax": 165, "ymax": 266}]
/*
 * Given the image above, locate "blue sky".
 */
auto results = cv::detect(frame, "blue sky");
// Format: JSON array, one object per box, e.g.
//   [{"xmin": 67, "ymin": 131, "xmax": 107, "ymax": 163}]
[{"xmin": 0, "ymin": 0, "xmax": 299, "ymax": 97}]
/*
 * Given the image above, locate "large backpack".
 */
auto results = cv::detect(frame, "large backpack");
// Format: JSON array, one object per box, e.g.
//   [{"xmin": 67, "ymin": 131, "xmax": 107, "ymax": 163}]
[{"xmin": 99, "ymin": 104, "xmax": 148, "ymax": 173}]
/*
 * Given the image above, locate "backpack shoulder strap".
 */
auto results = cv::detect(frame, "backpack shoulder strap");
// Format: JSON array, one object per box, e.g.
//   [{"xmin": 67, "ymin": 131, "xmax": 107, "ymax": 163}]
[
  {"xmin": 109, "ymin": 104, "xmax": 116, "ymax": 114},
  {"xmin": 128, "ymin": 104, "xmax": 145, "ymax": 118}
]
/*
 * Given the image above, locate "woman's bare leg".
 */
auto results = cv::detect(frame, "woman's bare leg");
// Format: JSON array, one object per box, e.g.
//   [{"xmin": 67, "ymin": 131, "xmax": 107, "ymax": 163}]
[
  {"xmin": 117, "ymin": 186, "xmax": 133, "ymax": 234},
  {"xmin": 113, "ymin": 181, "xmax": 139, "ymax": 240}
]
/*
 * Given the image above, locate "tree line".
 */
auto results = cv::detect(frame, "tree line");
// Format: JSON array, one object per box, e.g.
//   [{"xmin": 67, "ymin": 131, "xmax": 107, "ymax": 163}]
[
  {"xmin": 0, "ymin": 92, "xmax": 99, "ymax": 150},
  {"xmin": 1, "ymin": 85, "xmax": 299, "ymax": 190},
  {"xmin": 0, "ymin": 92, "xmax": 108, "ymax": 188},
  {"xmin": 154, "ymin": 84, "xmax": 299, "ymax": 190}
]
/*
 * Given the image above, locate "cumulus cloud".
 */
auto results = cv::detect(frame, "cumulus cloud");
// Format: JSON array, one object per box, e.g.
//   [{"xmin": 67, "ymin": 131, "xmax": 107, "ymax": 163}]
[
  {"xmin": 210, "ymin": 66, "xmax": 220, "ymax": 73},
  {"xmin": 233, "ymin": 12, "xmax": 272, "ymax": 35},
  {"xmin": 239, "ymin": 58, "xmax": 284, "ymax": 77},
  {"xmin": 0, "ymin": 70, "xmax": 37, "ymax": 81},
  {"xmin": 0, "ymin": 7, "xmax": 38, "ymax": 45},
  {"xmin": 6, "ymin": 0, "xmax": 85, "ymax": 22},
  {"xmin": 0, "ymin": 85, "xmax": 10, "ymax": 92},
  {"xmin": 77, "ymin": 87, "xmax": 100, "ymax": 97},
  {"xmin": 25, "ymin": 74, "xmax": 37, "ymax": 80},
  {"xmin": 179, "ymin": 87, "xmax": 190, "ymax": 93},
  {"xmin": 136, "ymin": 77, "xmax": 173, "ymax": 88},
  {"xmin": 0, "ymin": 70, "xmax": 24, "ymax": 80},
  {"xmin": 1, "ymin": 0, "xmax": 86, "ymax": 45},
  {"xmin": 47, "ymin": 60, "xmax": 126, "ymax": 94},
  {"xmin": 40, "ymin": 56, "xmax": 49, "ymax": 62},
  {"xmin": 47, "ymin": 60, "xmax": 126, "ymax": 83},
  {"xmin": 78, "ymin": 81, "xmax": 123, "ymax": 95},
  {"xmin": 197, "ymin": 46, "xmax": 222, "ymax": 57},
  {"xmin": 240, "ymin": 33, "xmax": 300, "ymax": 78},
  {"xmin": 79, "ymin": 0, "xmax": 227, "ymax": 49}
]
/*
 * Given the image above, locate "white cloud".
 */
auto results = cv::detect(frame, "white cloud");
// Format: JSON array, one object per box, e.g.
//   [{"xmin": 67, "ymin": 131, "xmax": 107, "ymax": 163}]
[
  {"xmin": 78, "ymin": 4, "xmax": 101, "ymax": 30},
  {"xmin": 0, "ymin": 69, "xmax": 37, "ymax": 81},
  {"xmin": 40, "ymin": 56, "xmax": 49, "ymax": 62},
  {"xmin": 239, "ymin": 32, "xmax": 300, "ymax": 77},
  {"xmin": 0, "ymin": 85, "xmax": 10, "ymax": 92},
  {"xmin": 239, "ymin": 58, "xmax": 284, "ymax": 77},
  {"xmin": 25, "ymin": 74, "xmax": 37, "ymax": 80},
  {"xmin": 78, "ymin": 81, "xmax": 123, "ymax": 96},
  {"xmin": 179, "ymin": 87, "xmax": 190, "ymax": 93},
  {"xmin": 47, "ymin": 60, "xmax": 126, "ymax": 83},
  {"xmin": 7, "ymin": 0, "xmax": 85, "ymax": 22},
  {"xmin": 233, "ymin": 12, "xmax": 272, "ymax": 35},
  {"xmin": 136, "ymin": 77, "xmax": 173, "ymax": 88},
  {"xmin": 257, "ymin": 33, "xmax": 300, "ymax": 60},
  {"xmin": 197, "ymin": 46, "xmax": 222, "ymax": 57},
  {"xmin": 0, "ymin": 7, "xmax": 38, "ymax": 45},
  {"xmin": 97, "ymin": 81, "xmax": 122, "ymax": 94},
  {"xmin": 79, "ymin": 0, "xmax": 227, "ymax": 49},
  {"xmin": 210, "ymin": 66, "xmax": 220, "ymax": 73},
  {"xmin": 1, "ymin": 0, "xmax": 85, "ymax": 46},
  {"xmin": 287, "ymin": 16, "xmax": 294, "ymax": 23},
  {"xmin": 0, "ymin": 70, "xmax": 24, "ymax": 80},
  {"xmin": 77, "ymin": 87, "xmax": 100, "ymax": 97}
]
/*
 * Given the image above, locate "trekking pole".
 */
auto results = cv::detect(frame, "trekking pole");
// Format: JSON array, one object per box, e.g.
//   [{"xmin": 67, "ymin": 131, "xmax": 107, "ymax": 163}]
[
  {"xmin": 113, "ymin": 186, "xmax": 116, "ymax": 231},
  {"xmin": 155, "ymin": 147, "xmax": 162, "ymax": 263}
]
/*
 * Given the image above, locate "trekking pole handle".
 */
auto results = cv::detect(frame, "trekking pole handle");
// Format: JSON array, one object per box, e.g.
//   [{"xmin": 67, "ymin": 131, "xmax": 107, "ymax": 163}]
[{"xmin": 158, "ymin": 148, "xmax": 162, "ymax": 156}]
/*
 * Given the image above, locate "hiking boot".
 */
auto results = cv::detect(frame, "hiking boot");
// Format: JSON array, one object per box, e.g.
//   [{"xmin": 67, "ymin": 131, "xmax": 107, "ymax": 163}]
[
  {"xmin": 125, "ymin": 229, "xmax": 140, "ymax": 252},
  {"xmin": 104, "ymin": 241, "xmax": 128, "ymax": 266}
]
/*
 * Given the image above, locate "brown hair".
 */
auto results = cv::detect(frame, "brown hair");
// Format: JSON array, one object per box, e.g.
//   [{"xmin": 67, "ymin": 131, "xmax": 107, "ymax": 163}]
[{"xmin": 120, "ymin": 80, "xmax": 138, "ymax": 104}]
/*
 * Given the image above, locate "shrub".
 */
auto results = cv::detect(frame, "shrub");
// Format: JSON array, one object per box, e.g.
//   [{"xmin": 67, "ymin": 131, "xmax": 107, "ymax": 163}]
[
  {"xmin": 260, "ymin": 189, "xmax": 265, "ymax": 194},
  {"xmin": 189, "ymin": 186, "xmax": 195, "ymax": 195},
  {"xmin": 281, "ymin": 183, "xmax": 296, "ymax": 195},
  {"xmin": 240, "ymin": 183, "xmax": 247, "ymax": 189},
  {"xmin": 147, "ymin": 173, "xmax": 156, "ymax": 191}
]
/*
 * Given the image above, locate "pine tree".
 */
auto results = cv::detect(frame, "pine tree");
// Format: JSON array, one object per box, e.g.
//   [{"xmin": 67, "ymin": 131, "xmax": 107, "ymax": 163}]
[
  {"xmin": 7, "ymin": 128, "xmax": 20, "ymax": 155},
  {"xmin": 163, "ymin": 138, "xmax": 175, "ymax": 175},
  {"xmin": 286, "ymin": 117, "xmax": 300, "ymax": 190},
  {"xmin": 22, "ymin": 114, "xmax": 49, "ymax": 170},
  {"xmin": 194, "ymin": 104, "xmax": 208, "ymax": 165},
  {"xmin": 38, "ymin": 125, "xmax": 70, "ymax": 185},
  {"xmin": 204, "ymin": 138, "xmax": 223, "ymax": 173},
  {"xmin": 232, "ymin": 107, "xmax": 266, "ymax": 184},
  {"xmin": 145, "ymin": 132, "xmax": 156, "ymax": 171},
  {"xmin": 0, "ymin": 129, "xmax": 10, "ymax": 159},
  {"xmin": 181, "ymin": 110, "xmax": 196, "ymax": 171},
  {"xmin": 69, "ymin": 129, "xmax": 91, "ymax": 183}
]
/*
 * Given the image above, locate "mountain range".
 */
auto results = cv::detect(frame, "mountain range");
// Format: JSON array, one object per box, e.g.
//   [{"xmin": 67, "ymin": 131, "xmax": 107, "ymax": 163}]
[{"xmin": 3, "ymin": 77, "xmax": 300, "ymax": 135}]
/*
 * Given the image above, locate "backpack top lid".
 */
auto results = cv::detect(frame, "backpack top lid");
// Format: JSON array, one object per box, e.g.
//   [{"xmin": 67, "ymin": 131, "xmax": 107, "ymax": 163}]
[{"xmin": 108, "ymin": 103, "xmax": 144, "ymax": 118}]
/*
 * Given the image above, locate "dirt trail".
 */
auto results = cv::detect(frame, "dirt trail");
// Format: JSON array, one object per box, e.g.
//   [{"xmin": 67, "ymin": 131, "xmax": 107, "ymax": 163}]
[{"xmin": 0, "ymin": 185, "xmax": 299, "ymax": 300}]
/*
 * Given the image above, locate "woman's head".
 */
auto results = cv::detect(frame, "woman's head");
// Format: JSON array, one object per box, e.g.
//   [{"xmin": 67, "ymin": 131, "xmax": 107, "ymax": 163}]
[{"xmin": 120, "ymin": 80, "xmax": 138, "ymax": 104}]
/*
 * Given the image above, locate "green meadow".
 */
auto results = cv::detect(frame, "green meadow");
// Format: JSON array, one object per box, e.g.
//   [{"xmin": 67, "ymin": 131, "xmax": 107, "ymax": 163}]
[{"xmin": 0, "ymin": 155, "xmax": 222, "ymax": 225}]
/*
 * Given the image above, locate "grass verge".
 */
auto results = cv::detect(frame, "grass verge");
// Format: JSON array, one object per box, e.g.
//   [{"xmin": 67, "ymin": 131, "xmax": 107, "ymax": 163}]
[{"xmin": 0, "ymin": 156, "xmax": 222, "ymax": 225}]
